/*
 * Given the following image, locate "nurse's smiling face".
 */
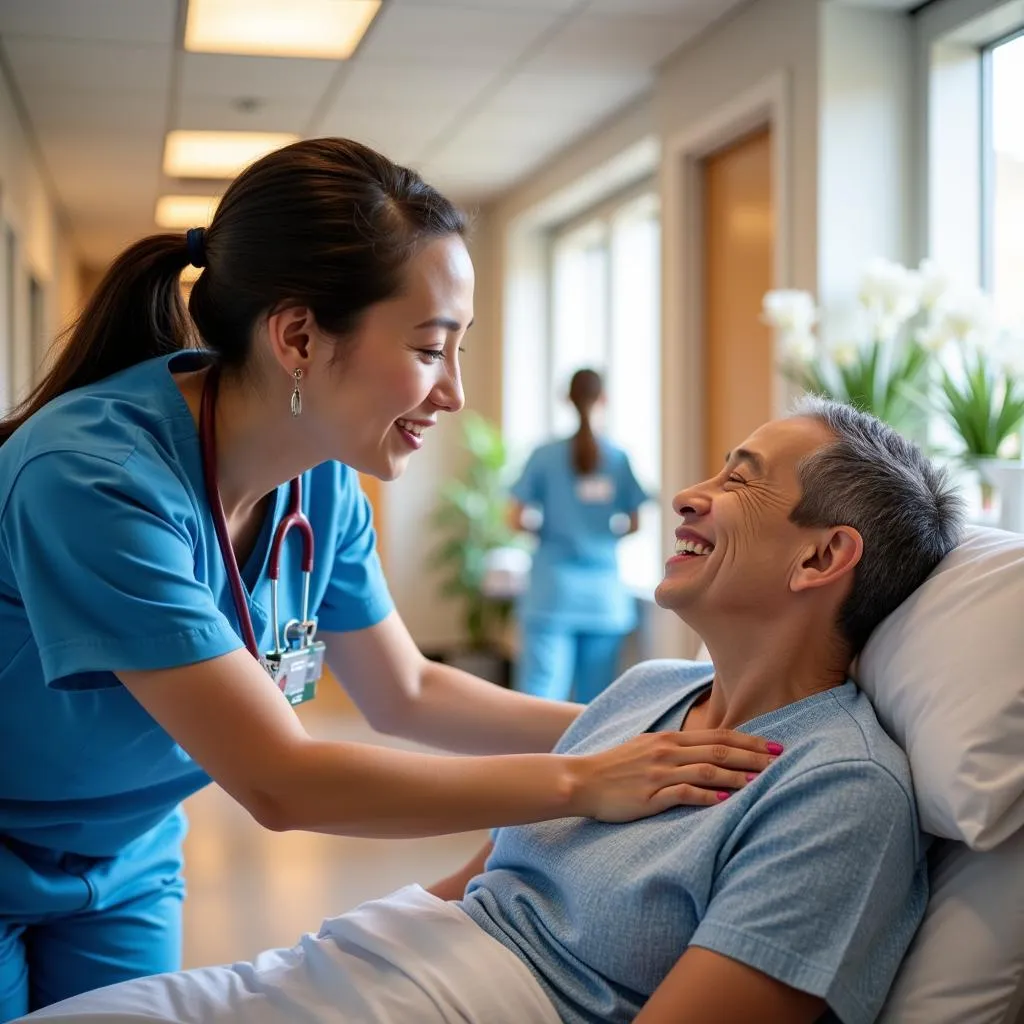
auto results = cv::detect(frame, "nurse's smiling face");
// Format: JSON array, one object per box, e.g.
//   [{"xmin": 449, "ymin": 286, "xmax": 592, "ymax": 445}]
[{"xmin": 301, "ymin": 234, "xmax": 474, "ymax": 480}]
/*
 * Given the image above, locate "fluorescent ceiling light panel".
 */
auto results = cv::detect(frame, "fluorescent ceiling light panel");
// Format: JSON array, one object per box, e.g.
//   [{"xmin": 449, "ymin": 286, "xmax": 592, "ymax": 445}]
[
  {"xmin": 184, "ymin": 0, "xmax": 382, "ymax": 59},
  {"xmin": 155, "ymin": 195, "xmax": 220, "ymax": 228},
  {"xmin": 163, "ymin": 130, "xmax": 298, "ymax": 178}
]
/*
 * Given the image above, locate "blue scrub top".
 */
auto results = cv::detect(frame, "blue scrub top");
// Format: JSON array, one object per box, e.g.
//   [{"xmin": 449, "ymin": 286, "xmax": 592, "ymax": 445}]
[
  {"xmin": 0, "ymin": 352, "xmax": 393, "ymax": 857},
  {"xmin": 511, "ymin": 438, "xmax": 647, "ymax": 633}
]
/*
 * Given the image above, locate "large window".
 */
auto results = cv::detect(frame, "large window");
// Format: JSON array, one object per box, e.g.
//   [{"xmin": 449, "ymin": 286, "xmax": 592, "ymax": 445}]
[
  {"xmin": 985, "ymin": 30, "xmax": 1024, "ymax": 333},
  {"xmin": 548, "ymin": 190, "xmax": 662, "ymax": 592}
]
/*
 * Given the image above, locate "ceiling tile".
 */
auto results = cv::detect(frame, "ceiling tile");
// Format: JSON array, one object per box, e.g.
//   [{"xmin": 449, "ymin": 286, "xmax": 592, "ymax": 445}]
[
  {"xmin": 177, "ymin": 52, "xmax": 338, "ymax": 101},
  {"xmin": 4, "ymin": 0, "xmax": 699, "ymax": 265},
  {"xmin": 355, "ymin": 4, "xmax": 563, "ymax": 68},
  {"xmin": 484, "ymin": 69, "xmax": 651, "ymax": 116},
  {"xmin": 389, "ymin": 0, "xmax": 577, "ymax": 9},
  {"xmin": 18, "ymin": 88, "xmax": 165, "ymax": 134},
  {"xmin": 422, "ymin": 164, "xmax": 525, "ymax": 200},
  {"xmin": 174, "ymin": 93, "xmax": 316, "ymax": 133},
  {"xmin": 527, "ymin": 13, "xmax": 708, "ymax": 73},
  {"xmin": 0, "ymin": 0, "xmax": 176, "ymax": 45},
  {"xmin": 313, "ymin": 108, "xmax": 445, "ymax": 164},
  {"xmin": 586, "ymin": 0, "xmax": 728, "ymax": 13},
  {"xmin": 321, "ymin": 63, "xmax": 499, "ymax": 119},
  {"xmin": 39, "ymin": 134, "xmax": 161, "ymax": 216},
  {"xmin": 445, "ymin": 111, "xmax": 592, "ymax": 151},
  {"xmin": 2, "ymin": 37, "xmax": 170, "ymax": 94}
]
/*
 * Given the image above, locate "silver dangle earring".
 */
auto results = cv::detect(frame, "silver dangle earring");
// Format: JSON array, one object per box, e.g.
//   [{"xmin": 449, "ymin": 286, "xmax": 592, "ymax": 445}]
[{"xmin": 290, "ymin": 368, "xmax": 303, "ymax": 418}]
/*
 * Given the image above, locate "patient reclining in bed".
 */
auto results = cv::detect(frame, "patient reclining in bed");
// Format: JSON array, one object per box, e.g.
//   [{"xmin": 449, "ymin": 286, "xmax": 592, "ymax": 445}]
[{"xmin": 25, "ymin": 401, "xmax": 964, "ymax": 1024}]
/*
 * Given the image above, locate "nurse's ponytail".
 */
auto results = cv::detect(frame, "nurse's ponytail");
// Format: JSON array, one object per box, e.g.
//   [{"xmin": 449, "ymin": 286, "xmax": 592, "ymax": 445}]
[
  {"xmin": 568, "ymin": 368, "xmax": 604, "ymax": 476},
  {"xmin": 0, "ymin": 234, "xmax": 196, "ymax": 445},
  {"xmin": 1, "ymin": 137, "xmax": 466, "ymax": 446}
]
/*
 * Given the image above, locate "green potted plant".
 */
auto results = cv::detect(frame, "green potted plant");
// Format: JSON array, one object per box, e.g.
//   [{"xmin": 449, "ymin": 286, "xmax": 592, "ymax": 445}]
[
  {"xmin": 430, "ymin": 412, "xmax": 524, "ymax": 682},
  {"xmin": 926, "ymin": 306, "xmax": 1024, "ymax": 526}
]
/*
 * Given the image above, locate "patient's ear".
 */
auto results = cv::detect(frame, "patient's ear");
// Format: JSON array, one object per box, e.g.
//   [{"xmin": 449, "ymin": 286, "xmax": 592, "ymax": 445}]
[{"xmin": 790, "ymin": 526, "xmax": 862, "ymax": 593}]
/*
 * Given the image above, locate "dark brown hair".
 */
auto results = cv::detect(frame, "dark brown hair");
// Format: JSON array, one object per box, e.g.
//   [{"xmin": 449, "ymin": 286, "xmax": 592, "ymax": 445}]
[
  {"xmin": 0, "ymin": 138, "xmax": 467, "ymax": 445},
  {"xmin": 568, "ymin": 368, "xmax": 604, "ymax": 475}
]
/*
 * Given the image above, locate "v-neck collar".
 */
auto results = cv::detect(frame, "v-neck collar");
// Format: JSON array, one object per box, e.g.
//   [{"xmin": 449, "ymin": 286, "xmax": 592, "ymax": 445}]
[{"xmin": 642, "ymin": 665, "xmax": 855, "ymax": 737}]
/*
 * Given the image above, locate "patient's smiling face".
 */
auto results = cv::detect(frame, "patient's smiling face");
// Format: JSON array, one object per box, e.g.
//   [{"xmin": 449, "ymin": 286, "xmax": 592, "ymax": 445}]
[{"xmin": 655, "ymin": 417, "xmax": 838, "ymax": 622}]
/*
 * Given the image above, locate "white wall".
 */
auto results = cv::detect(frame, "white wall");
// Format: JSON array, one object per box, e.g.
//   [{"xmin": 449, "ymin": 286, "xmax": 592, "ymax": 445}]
[
  {"xmin": 818, "ymin": 3, "xmax": 915, "ymax": 338},
  {"xmin": 0, "ymin": 55, "xmax": 79, "ymax": 407}
]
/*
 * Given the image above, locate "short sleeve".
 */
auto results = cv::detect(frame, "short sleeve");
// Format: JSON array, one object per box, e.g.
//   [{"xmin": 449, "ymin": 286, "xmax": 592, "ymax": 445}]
[
  {"xmin": 615, "ymin": 453, "xmax": 648, "ymax": 514},
  {"xmin": 1, "ymin": 451, "xmax": 242, "ymax": 688},
  {"xmin": 690, "ymin": 762, "xmax": 925, "ymax": 1024},
  {"xmin": 510, "ymin": 449, "xmax": 545, "ymax": 506},
  {"xmin": 314, "ymin": 471, "xmax": 393, "ymax": 633}
]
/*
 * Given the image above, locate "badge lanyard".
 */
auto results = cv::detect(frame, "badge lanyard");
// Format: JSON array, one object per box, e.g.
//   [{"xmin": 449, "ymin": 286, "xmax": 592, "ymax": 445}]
[{"xmin": 198, "ymin": 365, "xmax": 324, "ymax": 705}]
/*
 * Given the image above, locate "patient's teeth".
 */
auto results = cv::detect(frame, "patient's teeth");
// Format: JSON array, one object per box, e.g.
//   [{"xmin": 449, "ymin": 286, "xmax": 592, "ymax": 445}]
[{"xmin": 674, "ymin": 538, "xmax": 713, "ymax": 556}]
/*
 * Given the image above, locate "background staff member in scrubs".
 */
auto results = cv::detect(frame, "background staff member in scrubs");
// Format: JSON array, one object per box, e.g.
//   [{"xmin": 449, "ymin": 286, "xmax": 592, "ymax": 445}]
[
  {"xmin": 509, "ymin": 369, "xmax": 648, "ymax": 703},
  {"xmin": 0, "ymin": 139, "xmax": 772, "ymax": 1021}
]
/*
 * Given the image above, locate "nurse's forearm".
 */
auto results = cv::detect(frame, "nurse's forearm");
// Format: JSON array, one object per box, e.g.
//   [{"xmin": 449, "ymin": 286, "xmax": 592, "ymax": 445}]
[
  {"xmin": 388, "ymin": 659, "xmax": 582, "ymax": 754},
  {"xmin": 268, "ymin": 742, "xmax": 582, "ymax": 838}
]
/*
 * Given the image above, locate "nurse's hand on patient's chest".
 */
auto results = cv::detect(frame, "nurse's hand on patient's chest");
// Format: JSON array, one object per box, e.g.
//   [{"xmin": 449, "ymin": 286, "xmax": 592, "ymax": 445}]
[{"xmin": 569, "ymin": 729, "xmax": 780, "ymax": 823}]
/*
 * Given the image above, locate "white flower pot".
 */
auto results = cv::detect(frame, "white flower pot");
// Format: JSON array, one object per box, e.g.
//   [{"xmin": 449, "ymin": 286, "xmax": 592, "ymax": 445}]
[{"xmin": 975, "ymin": 459, "xmax": 1024, "ymax": 534}]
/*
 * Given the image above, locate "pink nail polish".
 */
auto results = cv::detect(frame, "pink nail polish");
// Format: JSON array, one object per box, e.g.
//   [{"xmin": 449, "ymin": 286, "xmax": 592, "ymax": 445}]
[
  {"xmin": 716, "ymin": 791, "xmax": 730, "ymax": 801},
  {"xmin": 746, "ymin": 773, "xmax": 758, "ymax": 782},
  {"xmin": 766, "ymin": 742, "xmax": 784, "ymax": 755}
]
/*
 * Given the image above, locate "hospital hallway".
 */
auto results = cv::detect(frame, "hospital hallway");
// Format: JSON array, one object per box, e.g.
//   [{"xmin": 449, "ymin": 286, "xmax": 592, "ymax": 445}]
[{"xmin": 180, "ymin": 681, "xmax": 488, "ymax": 969}]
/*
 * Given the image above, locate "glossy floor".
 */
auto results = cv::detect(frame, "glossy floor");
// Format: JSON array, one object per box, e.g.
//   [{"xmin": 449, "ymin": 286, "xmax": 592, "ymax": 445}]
[{"xmin": 180, "ymin": 683, "xmax": 488, "ymax": 968}]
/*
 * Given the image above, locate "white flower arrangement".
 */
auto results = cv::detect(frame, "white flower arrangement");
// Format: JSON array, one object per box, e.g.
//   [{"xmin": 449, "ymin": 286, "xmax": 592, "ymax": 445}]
[
  {"xmin": 763, "ymin": 258, "xmax": 1024, "ymax": 460},
  {"xmin": 764, "ymin": 258, "xmax": 933, "ymax": 434}
]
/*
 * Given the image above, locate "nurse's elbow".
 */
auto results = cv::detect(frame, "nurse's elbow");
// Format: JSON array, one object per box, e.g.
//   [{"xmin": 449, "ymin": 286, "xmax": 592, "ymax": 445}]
[{"xmin": 244, "ymin": 787, "xmax": 293, "ymax": 832}]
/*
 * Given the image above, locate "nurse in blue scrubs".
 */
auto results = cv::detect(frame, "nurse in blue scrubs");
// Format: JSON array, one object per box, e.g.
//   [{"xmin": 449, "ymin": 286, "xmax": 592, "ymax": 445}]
[
  {"xmin": 509, "ymin": 369, "xmax": 648, "ymax": 703},
  {"xmin": 0, "ymin": 140, "xmax": 726, "ymax": 1020}
]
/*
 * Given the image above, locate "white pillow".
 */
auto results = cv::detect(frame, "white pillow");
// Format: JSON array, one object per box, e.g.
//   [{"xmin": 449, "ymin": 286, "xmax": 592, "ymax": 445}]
[
  {"xmin": 878, "ymin": 829, "xmax": 1024, "ymax": 1024},
  {"xmin": 857, "ymin": 526, "xmax": 1024, "ymax": 850}
]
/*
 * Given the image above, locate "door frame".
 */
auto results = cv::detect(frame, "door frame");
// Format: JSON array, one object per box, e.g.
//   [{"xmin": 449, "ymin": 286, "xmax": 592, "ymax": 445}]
[{"xmin": 656, "ymin": 71, "xmax": 793, "ymax": 659}]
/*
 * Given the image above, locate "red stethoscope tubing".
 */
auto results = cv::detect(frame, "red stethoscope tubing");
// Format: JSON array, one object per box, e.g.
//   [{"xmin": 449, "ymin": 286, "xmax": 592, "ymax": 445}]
[{"xmin": 199, "ymin": 364, "xmax": 315, "ymax": 661}]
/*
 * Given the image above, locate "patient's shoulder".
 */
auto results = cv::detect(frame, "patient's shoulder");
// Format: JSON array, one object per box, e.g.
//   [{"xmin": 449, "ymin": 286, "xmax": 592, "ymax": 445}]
[{"xmin": 763, "ymin": 683, "xmax": 918, "ymax": 821}]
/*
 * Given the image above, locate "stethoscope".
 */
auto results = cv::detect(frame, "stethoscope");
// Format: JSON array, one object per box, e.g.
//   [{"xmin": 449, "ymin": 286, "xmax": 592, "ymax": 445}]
[{"xmin": 199, "ymin": 364, "xmax": 324, "ymax": 702}]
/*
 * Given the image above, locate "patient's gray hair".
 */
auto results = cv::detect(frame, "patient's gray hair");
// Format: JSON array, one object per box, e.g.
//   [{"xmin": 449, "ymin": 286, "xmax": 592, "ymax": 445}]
[{"xmin": 789, "ymin": 397, "xmax": 965, "ymax": 654}]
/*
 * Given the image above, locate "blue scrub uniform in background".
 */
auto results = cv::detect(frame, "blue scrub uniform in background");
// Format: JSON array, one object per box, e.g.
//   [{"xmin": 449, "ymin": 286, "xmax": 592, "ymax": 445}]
[
  {"xmin": 511, "ymin": 438, "xmax": 647, "ymax": 703},
  {"xmin": 0, "ymin": 352, "xmax": 394, "ymax": 1021}
]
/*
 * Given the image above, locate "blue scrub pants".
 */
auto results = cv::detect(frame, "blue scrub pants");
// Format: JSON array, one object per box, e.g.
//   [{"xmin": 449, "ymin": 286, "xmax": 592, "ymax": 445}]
[
  {"xmin": 516, "ymin": 626, "xmax": 625, "ymax": 704},
  {"xmin": 0, "ymin": 813, "xmax": 185, "ymax": 1022}
]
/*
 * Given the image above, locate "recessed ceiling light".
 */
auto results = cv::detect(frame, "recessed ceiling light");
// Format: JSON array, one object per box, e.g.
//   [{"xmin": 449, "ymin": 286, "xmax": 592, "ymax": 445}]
[
  {"xmin": 184, "ymin": 0, "xmax": 382, "ymax": 60},
  {"xmin": 155, "ymin": 194, "xmax": 220, "ymax": 228},
  {"xmin": 163, "ymin": 130, "xmax": 298, "ymax": 178}
]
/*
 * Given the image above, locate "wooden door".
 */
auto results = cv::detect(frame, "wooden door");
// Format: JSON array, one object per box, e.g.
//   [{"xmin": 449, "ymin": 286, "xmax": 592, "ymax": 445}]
[{"xmin": 701, "ymin": 128, "xmax": 774, "ymax": 477}]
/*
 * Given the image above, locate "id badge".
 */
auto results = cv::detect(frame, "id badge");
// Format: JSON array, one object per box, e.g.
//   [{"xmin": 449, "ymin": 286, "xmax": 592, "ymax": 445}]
[
  {"xmin": 576, "ymin": 475, "xmax": 614, "ymax": 504},
  {"xmin": 265, "ymin": 640, "xmax": 325, "ymax": 706}
]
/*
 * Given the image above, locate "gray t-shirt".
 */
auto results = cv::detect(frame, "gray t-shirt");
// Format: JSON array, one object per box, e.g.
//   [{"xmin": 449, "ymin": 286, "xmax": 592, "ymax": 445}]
[{"xmin": 460, "ymin": 660, "xmax": 927, "ymax": 1023}]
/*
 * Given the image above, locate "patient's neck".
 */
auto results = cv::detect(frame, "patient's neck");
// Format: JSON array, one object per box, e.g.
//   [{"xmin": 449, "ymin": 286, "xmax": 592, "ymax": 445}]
[{"xmin": 689, "ymin": 615, "xmax": 849, "ymax": 731}]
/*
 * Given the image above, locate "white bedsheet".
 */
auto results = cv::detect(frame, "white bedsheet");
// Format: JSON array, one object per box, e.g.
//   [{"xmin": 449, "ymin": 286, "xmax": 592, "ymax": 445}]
[{"xmin": 21, "ymin": 885, "xmax": 561, "ymax": 1024}]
